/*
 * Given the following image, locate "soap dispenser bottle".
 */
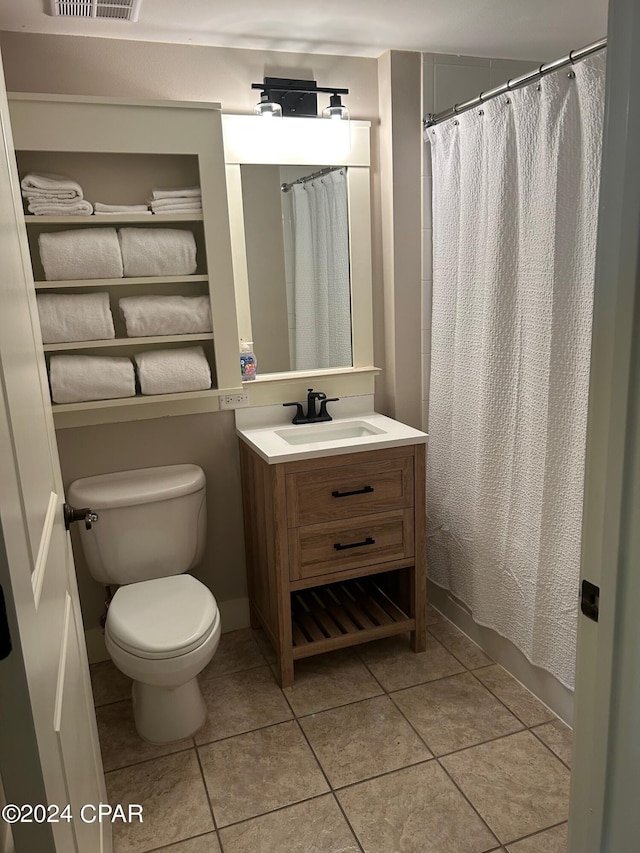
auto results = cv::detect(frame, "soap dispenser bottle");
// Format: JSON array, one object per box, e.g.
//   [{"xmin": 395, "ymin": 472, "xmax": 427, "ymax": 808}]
[{"xmin": 240, "ymin": 340, "xmax": 257, "ymax": 381}]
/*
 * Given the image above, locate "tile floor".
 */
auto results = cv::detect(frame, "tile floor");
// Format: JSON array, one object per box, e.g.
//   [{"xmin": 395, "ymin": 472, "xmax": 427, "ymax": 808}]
[{"xmin": 91, "ymin": 607, "xmax": 572, "ymax": 853}]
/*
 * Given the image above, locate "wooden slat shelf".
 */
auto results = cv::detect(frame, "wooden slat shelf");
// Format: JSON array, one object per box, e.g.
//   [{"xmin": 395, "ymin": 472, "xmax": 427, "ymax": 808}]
[
  {"xmin": 35, "ymin": 274, "xmax": 209, "ymax": 290},
  {"xmin": 291, "ymin": 576, "xmax": 414, "ymax": 660}
]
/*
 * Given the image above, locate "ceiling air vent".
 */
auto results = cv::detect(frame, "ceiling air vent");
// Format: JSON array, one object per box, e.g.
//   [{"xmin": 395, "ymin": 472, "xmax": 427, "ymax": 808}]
[{"xmin": 48, "ymin": 1, "xmax": 142, "ymax": 22}]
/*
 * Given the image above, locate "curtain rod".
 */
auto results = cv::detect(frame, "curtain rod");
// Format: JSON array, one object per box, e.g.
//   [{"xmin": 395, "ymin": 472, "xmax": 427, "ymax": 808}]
[
  {"xmin": 424, "ymin": 36, "xmax": 607, "ymax": 129},
  {"xmin": 281, "ymin": 166, "xmax": 343, "ymax": 193}
]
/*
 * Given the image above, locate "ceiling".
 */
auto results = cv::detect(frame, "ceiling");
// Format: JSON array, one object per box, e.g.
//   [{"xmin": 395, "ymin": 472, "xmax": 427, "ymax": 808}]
[{"xmin": 0, "ymin": 0, "xmax": 608, "ymax": 61}]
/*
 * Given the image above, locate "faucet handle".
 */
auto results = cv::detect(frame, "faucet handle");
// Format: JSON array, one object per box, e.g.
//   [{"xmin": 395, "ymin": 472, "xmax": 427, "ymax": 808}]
[
  {"xmin": 318, "ymin": 397, "xmax": 339, "ymax": 421},
  {"xmin": 283, "ymin": 401, "xmax": 305, "ymax": 424}
]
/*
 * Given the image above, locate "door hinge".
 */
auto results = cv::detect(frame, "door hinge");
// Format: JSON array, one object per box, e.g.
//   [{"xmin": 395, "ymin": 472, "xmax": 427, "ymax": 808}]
[{"xmin": 581, "ymin": 579, "xmax": 600, "ymax": 622}]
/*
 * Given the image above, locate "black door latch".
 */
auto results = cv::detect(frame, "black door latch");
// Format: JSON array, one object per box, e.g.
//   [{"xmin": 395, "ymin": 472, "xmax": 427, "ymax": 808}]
[{"xmin": 581, "ymin": 579, "xmax": 600, "ymax": 622}]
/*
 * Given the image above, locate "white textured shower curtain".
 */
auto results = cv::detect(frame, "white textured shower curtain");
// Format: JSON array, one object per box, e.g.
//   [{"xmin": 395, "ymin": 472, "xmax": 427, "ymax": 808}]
[
  {"xmin": 292, "ymin": 169, "xmax": 351, "ymax": 370},
  {"xmin": 426, "ymin": 54, "xmax": 606, "ymax": 689}
]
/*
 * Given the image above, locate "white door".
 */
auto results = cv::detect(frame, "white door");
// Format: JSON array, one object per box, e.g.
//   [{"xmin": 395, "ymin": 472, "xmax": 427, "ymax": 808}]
[
  {"xmin": 569, "ymin": 0, "xmax": 640, "ymax": 849},
  {"xmin": 0, "ymin": 47, "xmax": 109, "ymax": 853}
]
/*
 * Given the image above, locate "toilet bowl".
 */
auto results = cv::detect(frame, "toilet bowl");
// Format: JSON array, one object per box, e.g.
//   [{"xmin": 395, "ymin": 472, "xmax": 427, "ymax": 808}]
[
  {"xmin": 68, "ymin": 464, "xmax": 221, "ymax": 744},
  {"xmin": 105, "ymin": 574, "xmax": 221, "ymax": 743}
]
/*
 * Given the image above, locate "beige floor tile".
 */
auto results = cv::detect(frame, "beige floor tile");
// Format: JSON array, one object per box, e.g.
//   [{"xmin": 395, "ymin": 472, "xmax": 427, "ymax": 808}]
[
  {"xmin": 199, "ymin": 720, "xmax": 329, "ymax": 827},
  {"xmin": 392, "ymin": 672, "xmax": 523, "ymax": 756},
  {"xmin": 195, "ymin": 666, "xmax": 292, "ymax": 745},
  {"xmin": 532, "ymin": 720, "xmax": 572, "ymax": 767},
  {"xmin": 357, "ymin": 632, "xmax": 465, "ymax": 692},
  {"xmin": 106, "ymin": 750, "xmax": 213, "ymax": 853},
  {"xmin": 96, "ymin": 700, "xmax": 193, "ymax": 773},
  {"xmin": 506, "ymin": 823, "xmax": 567, "ymax": 852},
  {"xmin": 441, "ymin": 731, "xmax": 570, "ymax": 844},
  {"xmin": 219, "ymin": 794, "xmax": 360, "ymax": 853},
  {"xmin": 283, "ymin": 649, "xmax": 383, "ymax": 716},
  {"xmin": 474, "ymin": 666, "xmax": 556, "ymax": 727},
  {"xmin": 90, "ymin": 659, "xmax": 132, "ymax": 707},
  {"xmin": 428, "ymin": 621, "xmax": 493, "ymax": 669},
  {"xmin": 155, "ymin": 834, "xmax": 221, "ymax": 852},
  {"xmin": 300, "ymin": 695, "xmax": 431, "ymax": 787},
  {"xmin": 338, "ymin": 761, "xmax": 497, "ymax": 853},
  {"xmin": 200, "ymin": 628, "xmax": 266, "ymax": 681}
]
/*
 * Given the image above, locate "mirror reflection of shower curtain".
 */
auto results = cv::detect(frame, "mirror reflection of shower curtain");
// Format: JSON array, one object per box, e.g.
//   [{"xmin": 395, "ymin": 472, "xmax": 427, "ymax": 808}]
[
  {"xmin": 292, "ymin": 170, "xmax": 352, "ymax": 370},
  {"xmin": 426, "ymin": 53, "xmax": 606, "ymax": 690}
]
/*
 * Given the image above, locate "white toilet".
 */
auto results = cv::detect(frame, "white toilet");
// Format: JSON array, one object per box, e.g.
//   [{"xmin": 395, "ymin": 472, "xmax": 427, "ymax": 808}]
[{"xmin": 68, "ymin": 464, "xmax": 221, "ymax": 744}]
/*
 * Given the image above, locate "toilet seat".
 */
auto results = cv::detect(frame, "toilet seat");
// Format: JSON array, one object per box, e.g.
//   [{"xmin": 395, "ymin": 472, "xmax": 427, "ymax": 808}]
[{"xmin": 106, "ymin": 574, "xmax": 218, "ymax": 660}]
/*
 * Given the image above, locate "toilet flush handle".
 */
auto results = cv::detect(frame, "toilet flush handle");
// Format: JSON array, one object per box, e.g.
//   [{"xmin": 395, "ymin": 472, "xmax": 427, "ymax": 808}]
[{"xmin": 63, "ymin": 503, "xmax": 99, "ymax": 531}]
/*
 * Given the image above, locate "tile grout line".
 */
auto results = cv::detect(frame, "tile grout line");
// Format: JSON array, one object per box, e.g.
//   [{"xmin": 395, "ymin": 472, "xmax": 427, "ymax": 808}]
[
  {"xmin": 501, "ymin": 818, "xmax": 569, "ymax": 848},
  {"xmin": 103, "ymin": 744, "xmax": 196, "ymax": 777},
  {"xmin": 291, "ymin": 716, "xmax": 366, "ymax": 853},
  {"xmin": 529, "ymin": 726, "xmax": 572, "ymax": 773}
]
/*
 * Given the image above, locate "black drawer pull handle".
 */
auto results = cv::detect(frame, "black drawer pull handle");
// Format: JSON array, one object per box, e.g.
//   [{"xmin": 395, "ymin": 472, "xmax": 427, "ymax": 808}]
[
  {"xmin": 331, "ymin": 485, "xmax": 374, "ymax": 498},
  {"xmin": 334, "ymin": 537, "xmax": 376, "ymax": 551}
]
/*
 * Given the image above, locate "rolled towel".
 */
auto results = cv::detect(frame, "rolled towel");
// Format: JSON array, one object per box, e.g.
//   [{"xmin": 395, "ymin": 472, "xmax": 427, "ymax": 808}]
[
  {"xmin": 37, "ymin": 292, "xmax": 115, "ymax": 343},
  {"xmin": 119, "ymin": 295, "xmax": 212, "ymax": 337},
  {"xmin": 49, "ymin": 355, "xmax": 135, "ymax": 403},
  {"xmin": 134, "ymin": 346, "xmax": 211, "ymax": 395},
  {"xmin": 38, "ymin": 228, "xmax": 123, "ymax": 281},
  {"xmin": 28, "ymin": 200, "xmax": 94, "ymax": 216},
  {"xmin": 118, "ymin": 228, "xmax": 197, "ymax": 277},
  {"xmin": 21, "ymin": 172, "xmax": 83, "ymax": 199},
  {"xmin": 94, "ymin": 202, "xmax": 150, "ymax": 214},
  {"xmin": 150, "ymin": 186, "xmax": 201, "ymax": 201}
]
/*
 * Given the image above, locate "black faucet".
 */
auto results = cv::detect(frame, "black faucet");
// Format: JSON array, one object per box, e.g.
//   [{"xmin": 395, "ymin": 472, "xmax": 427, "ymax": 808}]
[{"xmin": 283, "ymin": 388, "xmax": 339, "ymax": 424}]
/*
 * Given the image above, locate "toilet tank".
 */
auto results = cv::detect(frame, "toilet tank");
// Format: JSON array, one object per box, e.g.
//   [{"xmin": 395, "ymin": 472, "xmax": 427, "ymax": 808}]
[{"xmin": 67, "ymin": 464, "xmax": 207, "ymax": 585}]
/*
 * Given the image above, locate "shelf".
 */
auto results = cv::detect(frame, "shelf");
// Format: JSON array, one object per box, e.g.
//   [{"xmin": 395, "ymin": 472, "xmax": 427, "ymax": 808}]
[
  {"xmin": 290, "ymin": 576, "xmax": 414, "ymax": 660},
  {"xmin": 43, "ymin": 333, "xmax": 213, "ymax": 352},
  {"xmin": 24, "ymin": 213, "xmax": 204, "ymax": 224},
  {"xmin": 35, "ymin": 274, "xmax": 209, "ymax": 290}
]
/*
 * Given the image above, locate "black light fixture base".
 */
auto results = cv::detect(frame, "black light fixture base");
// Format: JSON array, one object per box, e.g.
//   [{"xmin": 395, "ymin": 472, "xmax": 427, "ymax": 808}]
[
  {"xmin": 264, "ymin": 77, "xmax": 318, "ymax": 117},
  {"xmin": 251, "ymin": 77, "xmax": 349, "ymax": 118}
]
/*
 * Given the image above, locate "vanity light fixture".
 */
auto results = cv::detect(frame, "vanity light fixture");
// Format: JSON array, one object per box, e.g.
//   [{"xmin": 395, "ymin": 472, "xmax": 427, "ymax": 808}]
[
  {"xmin": 322, "ymin": 93, "xmax": 349, "ymax": 121},
  {"xmin": 251, "ymin": 77, "xmax": 350, "ymax": 119},
  {"xmin": 254, "ymin": 92, "xmax": 283, "ymax": 118}
]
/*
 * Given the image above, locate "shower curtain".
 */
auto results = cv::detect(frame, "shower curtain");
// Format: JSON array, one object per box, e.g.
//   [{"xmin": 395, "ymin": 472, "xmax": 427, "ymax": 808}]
[
  {"xmin": 426, "ymin": 53, "xmax": 606, "ymax": 689},
  {"xmin": 292, "ymin": 169, "xmax": 352, "ymax": 370}
]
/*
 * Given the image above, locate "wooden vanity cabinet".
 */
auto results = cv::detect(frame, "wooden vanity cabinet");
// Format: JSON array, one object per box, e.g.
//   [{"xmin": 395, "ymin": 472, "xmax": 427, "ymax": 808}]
[{"xmin": 239, "ymin": 441, "xmax": 426, "ymax": 687}]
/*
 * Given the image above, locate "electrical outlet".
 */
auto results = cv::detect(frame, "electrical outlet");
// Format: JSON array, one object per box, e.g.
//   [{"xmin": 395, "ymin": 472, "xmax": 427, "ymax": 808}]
[{"xmin": 220, "ymin": 391, "xmax": 250, "ymax": 409}]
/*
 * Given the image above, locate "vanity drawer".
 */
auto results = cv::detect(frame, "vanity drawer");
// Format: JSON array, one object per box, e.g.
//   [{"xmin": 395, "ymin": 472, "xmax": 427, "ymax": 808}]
[
  {"xmin": 286, "ymin": 456, "xmax": 414, "ymax": 527},
  {"xmin": 288, "ymin": 509, "xmax": 414, "ymax": 582}
]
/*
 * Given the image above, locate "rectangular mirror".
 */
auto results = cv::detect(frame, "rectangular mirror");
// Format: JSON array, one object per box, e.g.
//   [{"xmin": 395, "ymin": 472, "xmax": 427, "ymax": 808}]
[{"xmin": 222, "ymin": 115, "xmax": 373, "ymax": 378}]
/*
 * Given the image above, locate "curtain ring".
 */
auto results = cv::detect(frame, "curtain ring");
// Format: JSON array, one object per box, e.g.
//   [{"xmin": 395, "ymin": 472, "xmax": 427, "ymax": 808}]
[
  {"xmin": 567, "ymin": 70, "xmax": 576, "ymax": 79},
  {"xmin": 478, "ymin": 109, "xmax": 484, "ymax": 116}
]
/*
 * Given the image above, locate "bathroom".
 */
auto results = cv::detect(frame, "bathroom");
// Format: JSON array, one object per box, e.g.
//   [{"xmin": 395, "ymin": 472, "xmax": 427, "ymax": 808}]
[{"xmin": 0, "ymin": 0, "xmax": 638, "ymax": 851}]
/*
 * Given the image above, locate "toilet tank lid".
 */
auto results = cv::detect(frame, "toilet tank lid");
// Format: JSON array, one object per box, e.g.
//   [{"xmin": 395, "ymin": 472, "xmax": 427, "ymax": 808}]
[{"xmin": 68, "ymin": 464, "xmax": 205, "ymax": 509}]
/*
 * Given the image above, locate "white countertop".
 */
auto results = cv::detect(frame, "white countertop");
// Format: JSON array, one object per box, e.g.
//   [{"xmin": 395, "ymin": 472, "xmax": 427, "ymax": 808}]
[{"xmin": 236, "ymin": 400, "xmax": 427, "ymax": 464}]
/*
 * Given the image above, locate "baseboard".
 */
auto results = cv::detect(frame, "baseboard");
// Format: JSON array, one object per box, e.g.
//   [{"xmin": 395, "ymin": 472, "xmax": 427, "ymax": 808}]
[
  {"xmin": 84, "ymin": 596, "xmax": 251, "ymax": 664},
  {"xmin": 428, "ymin": 580, "xmax": 574, "ymax": 725}
]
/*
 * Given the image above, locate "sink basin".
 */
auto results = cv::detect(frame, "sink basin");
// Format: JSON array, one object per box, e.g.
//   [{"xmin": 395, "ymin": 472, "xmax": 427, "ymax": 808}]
[{"xmin": 275, "ymin": 420, "xmax": 386, "ymax": 445}]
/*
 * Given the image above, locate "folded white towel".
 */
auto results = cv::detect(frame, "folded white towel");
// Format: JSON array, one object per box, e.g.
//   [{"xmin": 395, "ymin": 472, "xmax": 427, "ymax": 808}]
[
  {"xmin": 24, "ymin": 189, "xmax": 81, "ymax": 201},
  {"xmin": 49, "ymin": 355, "xmax": 135, "ymax": 403},
  {"xmin": 119, "ymin": 295, "xmax": 212, "ymax": 337},
  {"xmin": 37, "ymin": 292, "xmax": 115, "ymax": 343},
  {"xmin": 38, "ymin": 228, "xmax": 124, "ymax": 281},
  {"xmin": 118, "ymin": 228, "xmax": 197, "ymax": 277},
  {"xmin": 28, "ymin": 200, "xmax": 94, "ymax": 216},
  {"xmin": 21, "ymin": 172, "xmax": 84, "ymax": 199},
  {"xmin": 150, "ymin": 196, "xmax": 202, "ymax": 209},
  {"xmin": 153, "ymin": 204, "xmax": 202, "ymax": 216},
  {"xmin": 151, "ymin": 201, "xmax": 203, "ymax": 213},
  {"xmin": 150, "ymin": 186, "xmax": 201, "ymax": 201},
  {"xmin": 134, "ymin": 346, "xmax": 211, "ymax": 395},
  {"xmin": 94, "ymin": 202, "xmax": 150, "ymax": 214}
]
